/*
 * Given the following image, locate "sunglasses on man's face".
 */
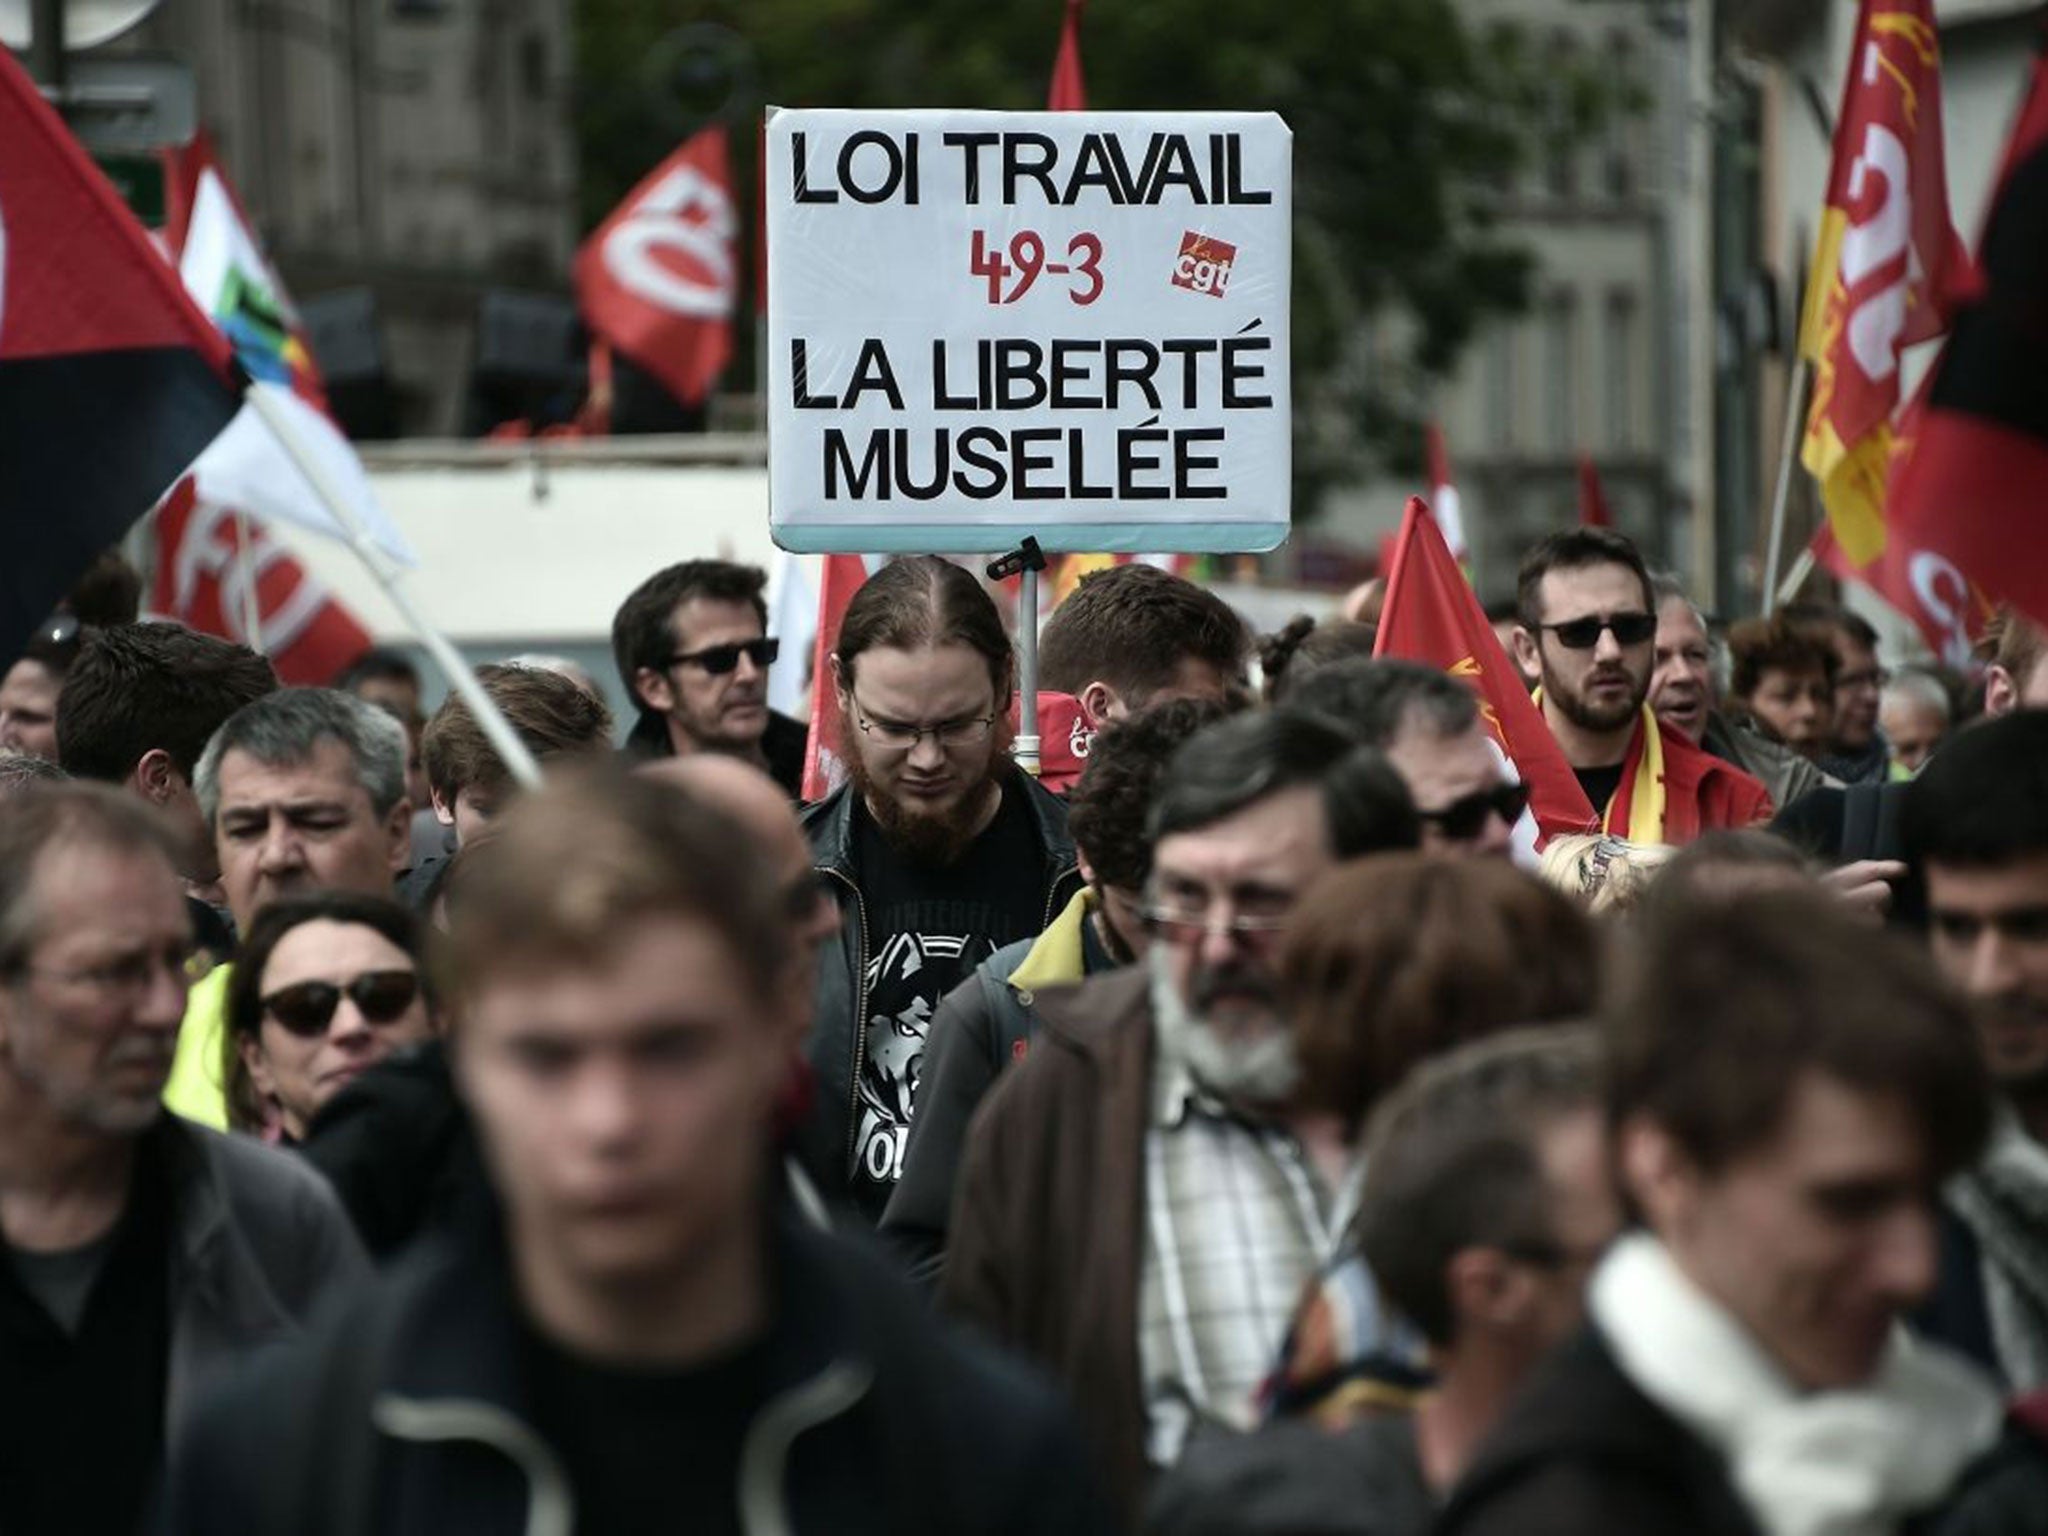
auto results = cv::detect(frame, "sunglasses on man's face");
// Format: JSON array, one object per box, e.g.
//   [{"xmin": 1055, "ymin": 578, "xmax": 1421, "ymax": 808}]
[
  {"xmin": 1418, "ymin": 781, "xmax": 1531, "ymax": 841},
  {"xmin": 261, "ymin": 970, "xmax": 421, "ymax": 1038},
  {"xmin": 1537, "ymin": 612, "xmax": 1657, "ymax": 650},
  {"xmin": 663, "ymin": 638, "xmax": 780, "ymax": 676}
]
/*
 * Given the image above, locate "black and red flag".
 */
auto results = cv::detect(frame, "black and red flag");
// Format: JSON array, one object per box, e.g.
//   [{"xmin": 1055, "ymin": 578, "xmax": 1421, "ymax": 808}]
[
  {"xmin": 1884, "ymin": 30, "xmax": 2048, "ymax": 637},
  {"xmin": 0, "ymin": 50, "xmax": 242, "ymax": 662}
]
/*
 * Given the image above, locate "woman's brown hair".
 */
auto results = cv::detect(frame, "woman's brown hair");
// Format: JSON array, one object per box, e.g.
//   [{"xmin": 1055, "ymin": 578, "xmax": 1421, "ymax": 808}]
[{"xmin": 1282, "ymin": 853, "xmax": 1600, "ymax": 1130}]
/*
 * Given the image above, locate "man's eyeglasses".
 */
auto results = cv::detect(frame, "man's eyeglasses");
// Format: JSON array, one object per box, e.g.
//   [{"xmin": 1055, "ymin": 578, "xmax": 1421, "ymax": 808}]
[
  {"xmin": 1418, "ymin": 782, "xmax": 1531, "ymax": 841},
  {"xmin": 850, "ymin": 699, "xmax": 997, "ymax": 752},
  {"xmin": 26, "ymin": 942, "xmax": 205, "ymax": 998},
  {"xmin": 261, "ymin": 970, "xmax": 421, "ymax": 1037},
  {"xmin": 662, "ymin": 638, "xmax": 780, "ymax": 676},
  {"xmin": 1139, "ymin": 902, "xmax": 1294, "ymax": 943},
  {"xmin": 1537, "ymin": 612, "xmax": 1657, "ymax": 650}
]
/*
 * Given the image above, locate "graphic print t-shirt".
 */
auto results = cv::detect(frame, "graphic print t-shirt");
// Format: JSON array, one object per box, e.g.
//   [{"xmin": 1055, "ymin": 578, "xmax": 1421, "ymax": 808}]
[{"xmin": 849, "ymin": 787, "xmax": 1047, "ymax": 1214}]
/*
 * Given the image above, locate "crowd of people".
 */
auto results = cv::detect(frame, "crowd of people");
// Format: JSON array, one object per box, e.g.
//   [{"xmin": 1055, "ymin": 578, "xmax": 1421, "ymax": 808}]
[{"xmin": 3, "ymin": 524, "xmax": 2048, "ymax": 1535}]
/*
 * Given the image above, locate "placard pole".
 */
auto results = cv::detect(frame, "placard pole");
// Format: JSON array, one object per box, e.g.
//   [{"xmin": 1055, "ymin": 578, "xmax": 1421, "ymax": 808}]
[{"xmin": 988, "ymin": 538, "xmax": 1047, "ymax": 779}]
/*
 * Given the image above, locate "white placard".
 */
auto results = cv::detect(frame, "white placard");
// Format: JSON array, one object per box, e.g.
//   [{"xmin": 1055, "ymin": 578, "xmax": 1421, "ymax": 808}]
[{"xmin": 767, "ymin": 108, "xmax": 1291, "ymax": 555}]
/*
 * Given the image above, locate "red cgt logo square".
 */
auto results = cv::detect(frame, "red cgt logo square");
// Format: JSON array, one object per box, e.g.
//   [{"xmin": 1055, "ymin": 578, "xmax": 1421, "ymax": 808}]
[{"xmin": 1172, "ymin": 231, "xmax": 1237, "ymax": 297}]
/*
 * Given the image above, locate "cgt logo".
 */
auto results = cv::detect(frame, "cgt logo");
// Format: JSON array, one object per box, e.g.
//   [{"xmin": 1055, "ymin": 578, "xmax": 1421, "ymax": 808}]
[{"xmin": 1172, "ymin": 231, "xmax": 1235, "ymax": 298}]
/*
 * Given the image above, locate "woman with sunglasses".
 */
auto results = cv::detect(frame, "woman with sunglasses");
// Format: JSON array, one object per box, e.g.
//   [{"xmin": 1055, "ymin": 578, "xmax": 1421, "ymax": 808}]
[{"xmin": 224, "ymin": 893, "xmax": 438, "ymax": 1142}]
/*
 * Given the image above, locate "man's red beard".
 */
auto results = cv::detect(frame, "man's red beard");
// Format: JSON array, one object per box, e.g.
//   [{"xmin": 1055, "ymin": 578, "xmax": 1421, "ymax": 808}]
[{"xmin": 841, "ymin": 718, "xmax": 1013, "ymax": 867}]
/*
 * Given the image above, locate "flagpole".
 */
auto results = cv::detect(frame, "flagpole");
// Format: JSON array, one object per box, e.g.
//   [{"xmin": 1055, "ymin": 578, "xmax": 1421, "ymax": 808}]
[
  {"xmin": 231, "ymin": 509, "xmax": 266, "ymax": 654},
  {"xmin": 1017, "ymin": 563, "xmax": 1041, "ymax": 778},
  {"xmin": 1760, "ymin": 354, "xmax": 1812, "ymax": 616},
  {"xmin": 241, "ymin": 385, "xmax": 544, "ymax": 789}
]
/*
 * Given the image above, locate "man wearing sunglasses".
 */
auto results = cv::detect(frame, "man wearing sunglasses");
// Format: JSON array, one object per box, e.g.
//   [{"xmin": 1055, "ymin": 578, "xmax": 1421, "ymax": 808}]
[
  {"xmin": 1509, "ymin": 529, "xmax": 1770, "ymax": 844},
  {"xmin": 1287, "ymin": 659, "xmax": 1526, "ymax": 861},
  {"xmin": 612, "ymin": 559, "xmax": 808, "ymax": 798},
  {"xmin": 0, "ymin": 785, "xmax": 366, "ymax": 1536}
]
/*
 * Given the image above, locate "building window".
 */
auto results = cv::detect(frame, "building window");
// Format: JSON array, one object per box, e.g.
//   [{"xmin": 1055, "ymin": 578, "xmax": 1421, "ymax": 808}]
[
  {"xmin": 1605, "ymin": 289, "xmax": 1637, "ymax": 453},
  {"xmin": 1545, "ymin": 292, "xmax": 1577, "ymax": 454}
]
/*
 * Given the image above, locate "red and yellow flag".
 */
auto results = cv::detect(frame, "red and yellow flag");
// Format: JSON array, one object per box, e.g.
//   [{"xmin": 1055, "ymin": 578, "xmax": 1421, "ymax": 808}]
[{"xmin": 1798, "ymin": 0, "xmax": 1970, "ymax": 565}]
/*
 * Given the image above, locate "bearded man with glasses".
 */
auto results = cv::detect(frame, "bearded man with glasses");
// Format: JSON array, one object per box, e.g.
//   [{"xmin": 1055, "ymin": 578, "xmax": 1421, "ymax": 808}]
[
  {"xmin": 798, "ymin": 557, "xmax": 1083, "ymax": 1223},
  {"xmin": 942, "ymin": 709, "xmax": 1419, "ymax": 1525},
  {"xmin": 1508, "ymin": 528, "xmax": 1771, "ymax": 844},
  {"xmin": 611, "ymin": 559, "xmax": 808, "ymax": 797}
]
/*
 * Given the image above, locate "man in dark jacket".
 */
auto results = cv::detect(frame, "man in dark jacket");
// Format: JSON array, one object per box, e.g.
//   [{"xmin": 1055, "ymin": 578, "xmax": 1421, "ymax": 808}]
[
  {"xmin": 611, "ymin": 558, "xmax": 808, "ymax": 796},
  {"xmin": 882, "ymin": 697, "xmax": 1227, "ymax": 1279},
  {"xmin": 800, "ymin": 557, "xmax": 1083, "ymax": 1222},
  {"xmin": 1436, "ymin": 887, "xmax": 2002, "ymax": 1536},
  {"xmin": 941, "ymin": 709, "xmax": 1421, "ymax": 1523},
  {"xmin": 162, "ymin": 769, "xmax": 1109, "ymax": 1536},
  {"xmin": 0, "ymin": 784, "xmax": 366, "ymax": 1536}
]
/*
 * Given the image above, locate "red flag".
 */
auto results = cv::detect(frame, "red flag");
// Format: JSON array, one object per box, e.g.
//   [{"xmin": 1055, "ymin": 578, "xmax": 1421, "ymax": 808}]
[
  {"xmin": 1577, "ymin": 455, "xmax": 1611, "ymax": 527},
  {"xmin": 149, "ymin": 482, "xmax": 372, "ymax": 685},
  {"xmin": 1048, "ymin": 0, "xmax": 1087, "ymax": 111},
  {"xmin": 0, "ymin": 50, "xmax": 243, "ymax": 664},
  {"xmin": 1423, "ymin": 422, "xmax": 1469, "ymax": 562},
  {"xmin": 575, "ymin": 125, "xmax": 737, "ymax": 410},
  {"xmin": 1798, "ymin": 0, "xmax": 1970, "ymax": 565},
  {"xmin": 803, "ymin": 554, "xmax": 875, "ymax": 800},
  {"xmin": 1375, "ymin": 497, "xmax": 1596, "ymax": 841},
  {"xmin": 1885, "ymin": 37, "xmax": 2048, "ymax": 642}
]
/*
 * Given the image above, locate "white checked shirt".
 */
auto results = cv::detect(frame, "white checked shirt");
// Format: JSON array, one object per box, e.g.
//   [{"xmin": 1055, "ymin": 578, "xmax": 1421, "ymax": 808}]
[{"xmin": 1137, "ymin": 1046, "xmax": 1361, "ymax": 1467}]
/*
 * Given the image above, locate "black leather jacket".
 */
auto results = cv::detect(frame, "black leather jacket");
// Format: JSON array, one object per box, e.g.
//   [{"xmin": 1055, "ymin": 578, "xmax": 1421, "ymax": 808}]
[{"xmin": 796, "ymin": 771, "xmax": 1080, "ymax": 1218}]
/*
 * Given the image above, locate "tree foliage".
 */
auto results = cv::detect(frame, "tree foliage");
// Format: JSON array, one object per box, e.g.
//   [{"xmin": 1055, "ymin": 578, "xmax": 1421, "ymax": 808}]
[{"xmin": 576, "ymin": 0, "xmax": 1603, "ymax": 514}]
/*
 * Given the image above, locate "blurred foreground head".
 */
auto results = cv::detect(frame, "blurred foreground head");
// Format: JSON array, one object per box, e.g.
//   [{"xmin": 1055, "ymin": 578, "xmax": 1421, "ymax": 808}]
[
  {"xmin": 1607, "ymin": 886, "xmax": 1988, "ymax": 1389},
  {"xmin": 442, "ymin": 767, "xmax": 797, "ymax": 1298}
]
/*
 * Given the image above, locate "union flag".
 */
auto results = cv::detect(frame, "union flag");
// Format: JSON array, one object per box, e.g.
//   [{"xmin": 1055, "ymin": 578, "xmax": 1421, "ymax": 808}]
[
  {"xmin": 1798, "ymin": 0, "xmax": 1970, "ymax": 564},
  {"xmin": 575, "ymin": 126, "xmax": 737, "ymax": 410},
  {"xmin": 1883, "ymin": 31, "xmax": 2048, "ymax": 639}
]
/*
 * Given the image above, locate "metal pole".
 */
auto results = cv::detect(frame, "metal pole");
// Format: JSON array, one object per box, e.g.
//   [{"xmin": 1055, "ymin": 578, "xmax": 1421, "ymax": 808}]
[
  {"xmin": 30, "ymin": 0, "xmax": 65, "ymax": 93},
  {"xmin": 1015, "ymin": 563, "xmax": 1041, "ymax": 778},
  {"xmin": 1775, "ymin": 545, "xmax": 1817, "ymax": 609},
  {"xmin": 242, "ymin": 385, "xmax": 544, "ymax": 788},
  {"xmin": 1761, "ymin": 353, "xmax": 1811, "ymax": 616}
]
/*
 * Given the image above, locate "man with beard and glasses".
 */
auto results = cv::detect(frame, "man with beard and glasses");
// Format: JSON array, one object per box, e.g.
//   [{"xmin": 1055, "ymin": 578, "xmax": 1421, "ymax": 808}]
[
  {"xmin": 941, "ymin": 709, "xmax": 1421, "ymax": 1524},
  {"xmin": 1509, "ymin": 529, "xmax": 1771, "ymax": 843},
  {"xmin": 800, "ymin": 557, "xmax": 1083, "ymax": 1222},
  {"xmin": 612, "ymin": 559, "xmax": 807, "ymax": 797},
  {"xmin": 1904, "ymin": 711, "xmax": 2048, "ymax": 1390},
  {"xmin": 0, "ymin": 785, "xmax": 365, "ymax": 1536},
  {"xmin": 883, "ymin": 697, "xmax": 1233, "ymax": 1281}
]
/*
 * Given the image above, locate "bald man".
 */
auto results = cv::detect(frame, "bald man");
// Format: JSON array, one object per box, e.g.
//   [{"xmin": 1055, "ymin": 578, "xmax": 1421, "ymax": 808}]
[{"xmin": 635, "ymin": 755, "xmax": 842, "ymax": 996}]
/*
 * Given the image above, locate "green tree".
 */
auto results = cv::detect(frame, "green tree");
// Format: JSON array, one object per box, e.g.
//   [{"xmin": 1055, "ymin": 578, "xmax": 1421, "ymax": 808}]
[{"xmin": 577, "ymin": 0, "xmax": 1601, "ymax": 516}]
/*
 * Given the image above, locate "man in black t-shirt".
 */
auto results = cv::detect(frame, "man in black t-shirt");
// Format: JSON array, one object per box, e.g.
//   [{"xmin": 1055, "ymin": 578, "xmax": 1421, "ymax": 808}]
[
  {"xmin": 162, "ymin": 770, "xmax": 1108, "ymax": 1536},
  {"xmin": 803, "ymin": 558, "xmax": 1081, "ymax": 1222}
]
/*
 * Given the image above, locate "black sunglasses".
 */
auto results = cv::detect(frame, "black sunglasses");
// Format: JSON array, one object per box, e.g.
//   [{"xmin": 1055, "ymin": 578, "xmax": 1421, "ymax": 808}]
[
  {"xmin": 663, "ymin": 638, "xmax": 780, "ymax": 676},
  {"xmin": 1537, "ymin": 612, "xmax": 1657, "ymax": 650},
  {"xmin": 261, "ymin": 970, "xmax": 421, "ymax": 1037},
  {"xmin": 1418, "ymin": 782, "xmax": 1531, "ymax": 841}
]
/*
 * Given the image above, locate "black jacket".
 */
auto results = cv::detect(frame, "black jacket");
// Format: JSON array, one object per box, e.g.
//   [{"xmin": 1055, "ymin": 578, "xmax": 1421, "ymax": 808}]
[
  {"xmin": 160, "ymin": 1214, "xmax": 1113, "ymax": 1536},
  {"xmin": 1433, "ymin": 1325, "xmax": 1762, "ymax": 1536},
  {"xmin": 623, "ymin": 708, "xmax": 809, "ymax": 800},
  {"xmin": 300, "ymin": 1041, "xmax": 484, "ymax": 1262},
  {"xmin": 796, "ymin": 772, "xmax": 1080, "ymax": 1217}
]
